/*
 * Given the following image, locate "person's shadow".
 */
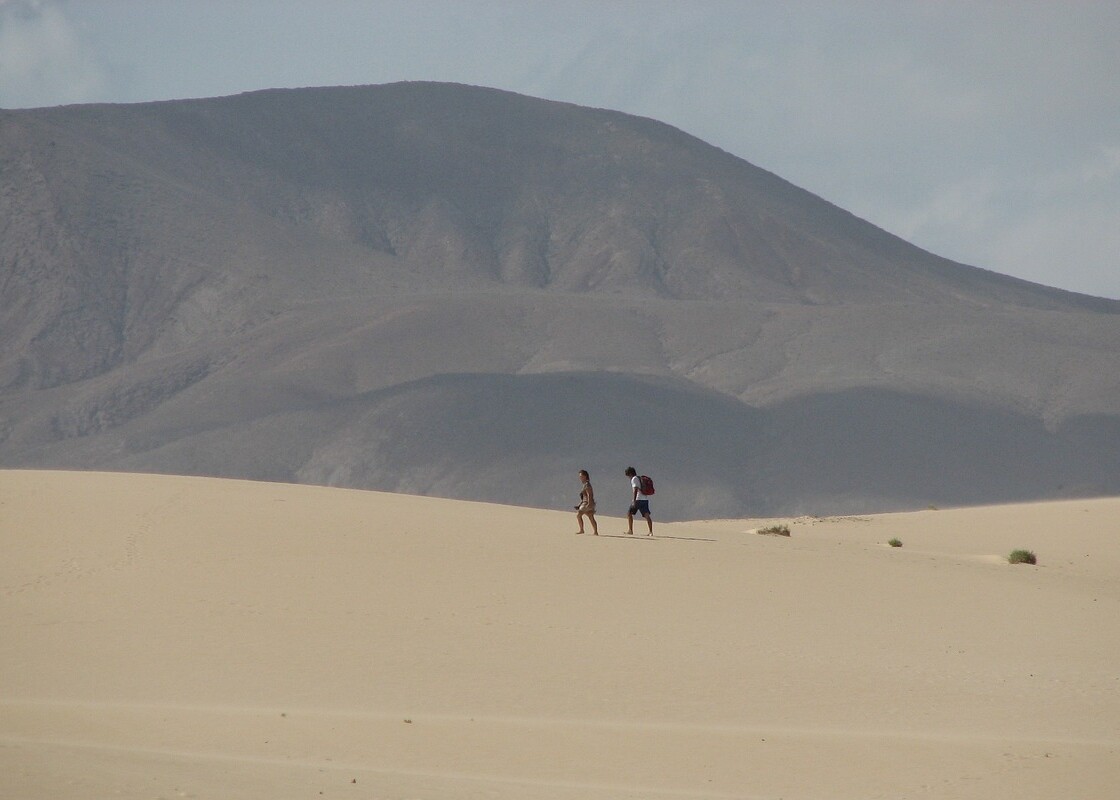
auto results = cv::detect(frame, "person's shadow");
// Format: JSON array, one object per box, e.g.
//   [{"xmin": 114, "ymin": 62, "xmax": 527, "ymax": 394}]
[{"xmin": 598, "ymin": 533, "xmax": 716, "ymax": 542}]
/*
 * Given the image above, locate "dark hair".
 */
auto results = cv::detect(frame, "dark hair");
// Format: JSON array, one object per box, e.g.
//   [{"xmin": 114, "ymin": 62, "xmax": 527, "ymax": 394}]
[
  {"xmin": 624, "ymin": 466, "xmax": 636, "ymax": 477},
  {"xmin": 578, "ymin": 470, "xmax": 589, "ymax": 480}
]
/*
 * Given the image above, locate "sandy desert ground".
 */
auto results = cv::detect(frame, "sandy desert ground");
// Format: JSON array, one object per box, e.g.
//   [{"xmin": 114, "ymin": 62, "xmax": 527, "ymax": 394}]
[{"xmin": 2, "ymin": 469, "xmax": 1118, "ymax": 799}]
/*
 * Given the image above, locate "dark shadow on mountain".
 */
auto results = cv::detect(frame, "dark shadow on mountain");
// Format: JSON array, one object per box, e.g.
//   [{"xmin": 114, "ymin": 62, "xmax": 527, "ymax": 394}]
[{"xmin": 283, "ymin": 373, "xmax": 1120, "ymax": 520}]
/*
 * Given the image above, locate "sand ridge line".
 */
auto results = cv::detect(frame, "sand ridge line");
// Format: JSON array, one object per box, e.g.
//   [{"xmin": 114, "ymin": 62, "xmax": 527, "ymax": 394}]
[
  {"xmin": 0, "ymin": 736, "xmax": 764, "ymax": 800},
  {"xmin": 4, "ymin": 698, "xmax": 1118, "ymax": 748}
]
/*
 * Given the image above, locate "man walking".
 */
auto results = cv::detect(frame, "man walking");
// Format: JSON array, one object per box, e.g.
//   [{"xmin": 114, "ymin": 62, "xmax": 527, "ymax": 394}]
[{"xmin": 625, "ymin": 466, "xmax": 653, "ymax": 537}]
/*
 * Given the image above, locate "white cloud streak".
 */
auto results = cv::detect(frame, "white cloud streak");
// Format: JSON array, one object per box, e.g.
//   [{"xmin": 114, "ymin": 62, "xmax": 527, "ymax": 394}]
[{"xmin": 0, "ymin": 0, "xmax": 106, "ymax": 108}]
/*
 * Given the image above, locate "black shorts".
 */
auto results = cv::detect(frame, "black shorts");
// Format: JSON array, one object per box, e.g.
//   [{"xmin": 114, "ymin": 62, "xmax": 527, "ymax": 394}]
[{"xmin": 628, "ymin": 499, "xmax": 651, "ymax": 517}]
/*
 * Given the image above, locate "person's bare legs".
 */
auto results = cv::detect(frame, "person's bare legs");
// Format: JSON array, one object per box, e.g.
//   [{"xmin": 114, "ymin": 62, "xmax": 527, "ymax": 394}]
[
  {"xmin": 575, "ymin": 509, "xmax": 586, "ymax": 534},
  {"xmin": 588, "ymin": 511, "xmax": 598, "ymax": 535},
  {"xmin": 643, "ymin": 511, "xmax": 653, "ymax": 537},
  {"xmin": 626, "ymin": 509, "xmax": 634, "ymax": 535}
]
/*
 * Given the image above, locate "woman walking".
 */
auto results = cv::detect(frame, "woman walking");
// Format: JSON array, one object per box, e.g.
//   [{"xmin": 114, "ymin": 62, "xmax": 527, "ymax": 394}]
[{"xmin": 575, "ymin": 470, "xmax": 598, "ymax": 535}]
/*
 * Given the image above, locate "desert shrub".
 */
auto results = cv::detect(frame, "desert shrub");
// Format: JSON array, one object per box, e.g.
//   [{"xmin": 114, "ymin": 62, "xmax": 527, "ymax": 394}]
[
  {"xmin": 758, "ymin": 524, "xmax": 790, "ymax": 537},
  {"xmin": 1008, "ymin": 549, "xmax": 1037, "ymax": 565},
  {"xmin": 888, "ymin": 538, "xmax": 903, "ymax": 548}
]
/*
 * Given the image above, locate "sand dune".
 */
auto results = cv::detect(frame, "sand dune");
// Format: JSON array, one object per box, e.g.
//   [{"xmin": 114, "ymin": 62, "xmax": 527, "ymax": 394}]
[{"xmin": 2, "ymin": 469, "xmax": 1118, "ymax": 799}]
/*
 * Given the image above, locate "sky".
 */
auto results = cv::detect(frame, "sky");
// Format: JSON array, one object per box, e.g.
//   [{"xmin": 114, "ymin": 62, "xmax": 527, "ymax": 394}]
[{"xmin": 2, "ymin": 1, "xmax": 1117, "ymax": 300}]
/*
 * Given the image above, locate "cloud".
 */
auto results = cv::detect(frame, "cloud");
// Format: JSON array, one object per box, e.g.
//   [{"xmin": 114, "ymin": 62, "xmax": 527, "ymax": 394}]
[
  {"xmin": 0, "ymin": 0, "xmax": 105, "ymax": 108},
  {"xmin": 983, "ymin": 146, "xmax": 1120, "ymax": 298},
  {"xmin": 867, "ymin": 140, "xmax": 1120, "ymax": 298},
  {"xmin": 990, "ymin": 200, "xmax": 1120, "ymax": 300}
]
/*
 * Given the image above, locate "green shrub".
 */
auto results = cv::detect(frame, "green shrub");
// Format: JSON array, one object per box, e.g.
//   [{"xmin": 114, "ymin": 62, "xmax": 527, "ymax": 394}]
[
  {"xmin": 758, "ymin": 524, "xmax": 791, "ymax": 537},
  {"xmin": 1008, "ymin": 549, "xmax": 1037, "ymax": 565},
  {"xmin": 888, "ymin": 538, "xmax": 903, "ymax": 548}
]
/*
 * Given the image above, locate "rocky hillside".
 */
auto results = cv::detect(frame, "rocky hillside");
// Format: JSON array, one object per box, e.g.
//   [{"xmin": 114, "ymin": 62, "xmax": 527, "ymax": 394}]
[{"xmin": 3, "ymin": 82, "xmax": 1118, "ymax": 518}]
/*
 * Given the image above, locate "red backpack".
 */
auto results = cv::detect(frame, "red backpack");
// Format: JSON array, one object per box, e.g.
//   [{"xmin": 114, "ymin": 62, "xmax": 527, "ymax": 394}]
[{"xmin": 638, "ymin": 475, "xmax": 655, "ymax": 495}]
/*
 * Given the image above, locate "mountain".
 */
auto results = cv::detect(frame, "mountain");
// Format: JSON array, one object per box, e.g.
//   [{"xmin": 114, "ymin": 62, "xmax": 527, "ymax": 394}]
[{"xmin": 2, "ymin": 82, "xmax": 1119, "ymax": 518}]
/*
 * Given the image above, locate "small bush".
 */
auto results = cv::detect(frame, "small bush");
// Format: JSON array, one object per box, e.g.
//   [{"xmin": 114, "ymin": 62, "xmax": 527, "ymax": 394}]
[
  {"xmin": 888, "ymin": 538, "xmax": 903, "ymax": 548},
  {"xmin": 758, "ymin": 524, "xmax": 791, "ymax": 537},
  {"xmin": 1008, "ymin": 549, "xmax": 1037, "ymax": 565}
]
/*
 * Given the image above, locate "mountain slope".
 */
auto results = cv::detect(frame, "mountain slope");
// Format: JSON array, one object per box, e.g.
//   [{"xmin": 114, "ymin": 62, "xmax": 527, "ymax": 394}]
[{"xmin": 2, "ymin": 82, "xmax": 1118, "ymax": 517}]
